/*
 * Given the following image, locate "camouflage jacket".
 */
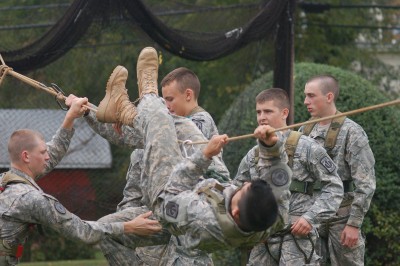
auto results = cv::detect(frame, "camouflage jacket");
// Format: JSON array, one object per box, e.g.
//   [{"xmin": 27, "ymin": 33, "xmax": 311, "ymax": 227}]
[
  {"xmin": 0, "ymin": 128, "xmax": 124, "ymax": 257},
  {"xmin": 187, "ymin": 106, "xmax": 219, "ymax": 139},
  {"xmin": 299, "ymin": 118, "xmax": 376, "ymax": 228},
  {"xmin": 160, "ymin": 139, "xmax": 290, "ymax": 251},
  {"xmin": 234, "ymin": 130, "xmax": 344, "ymax": 226}
]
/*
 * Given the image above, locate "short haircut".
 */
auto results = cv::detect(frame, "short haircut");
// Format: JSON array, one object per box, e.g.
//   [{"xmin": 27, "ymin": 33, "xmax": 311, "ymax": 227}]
[
  {"xmin": 306, "ymin": 74, "xmax": 340, "ymax": 102},
  {"xmin": 238, "ymin": 179, "xmax": 278, "ymax": 232},
  {"xmin": 161, "ymin": 67, "xmax": 201, "ymax": 99},
  {"xmin": 255, "ymin": 88, "xmax": 290, "ymax": 110},
  {"xmin": 8, "ymin": 129, "xmax": 44, "ymax": 162}
]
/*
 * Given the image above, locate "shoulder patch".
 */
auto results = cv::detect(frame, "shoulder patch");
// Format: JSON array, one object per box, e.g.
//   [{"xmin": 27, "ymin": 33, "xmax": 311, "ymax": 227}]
[
  {"xmin": 320, "ymin": 156, "xmax": 336, "ymax": 173},
  {"xmin": 54, "ymin": 202, "xmax": 66, "ymax": 214},
  {"xmin": 191, "ymin": 118, "xmax": 204, "ymax": 132},
  {"xmin": 165, "ymin": 201, "xmax": 179, "ymax": 219},
  {"xmin": 271, "ymin": 168, "xmax": 289, "ymax": 187}
]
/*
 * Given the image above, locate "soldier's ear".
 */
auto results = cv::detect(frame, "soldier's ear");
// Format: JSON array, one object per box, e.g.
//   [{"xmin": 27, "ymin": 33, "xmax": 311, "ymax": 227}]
[
  {"xmin": 185, "ymin": 88, "xmax": 194, "ymax": 101},
  {"xmin": 231, "ymin": 207, "xmax": 240, "ymax": 220},
  {"xmin": 282, "ymin": 108, "xmax": 289, "ymax": 120},
  {"xmin": 326, "ymin": 92, "xmax": 334, "ymax": 103},
  {"xmin": 21, "ymin": 151, "xmax": 30, "ymax": 163}
]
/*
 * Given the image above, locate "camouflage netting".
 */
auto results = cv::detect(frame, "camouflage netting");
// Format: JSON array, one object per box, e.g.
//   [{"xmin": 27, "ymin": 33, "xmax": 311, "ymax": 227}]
[{"xmin": 0, "ymin": 0, "xmax": 288, "ymax": 71}]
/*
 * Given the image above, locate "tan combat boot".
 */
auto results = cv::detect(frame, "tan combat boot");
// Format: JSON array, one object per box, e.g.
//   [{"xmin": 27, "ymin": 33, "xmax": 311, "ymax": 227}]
[
  {"xmin": 97, "ymin": 66, "xmax": 137, "ymax": 126},
  {"xmin": 137, "ymin": 47, "xmax": 159, "ymax": 96}
]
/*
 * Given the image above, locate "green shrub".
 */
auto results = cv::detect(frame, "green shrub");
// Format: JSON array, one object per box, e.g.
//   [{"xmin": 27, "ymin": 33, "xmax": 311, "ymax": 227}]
[{"xmin": 218, "ymin": 62, "xmax": 400, "ymax": 265}]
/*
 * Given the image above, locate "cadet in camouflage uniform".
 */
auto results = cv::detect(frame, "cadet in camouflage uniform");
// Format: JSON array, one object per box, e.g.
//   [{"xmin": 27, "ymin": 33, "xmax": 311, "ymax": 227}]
[
  {"xmin": 90, "ymin": 48, "xmax": 292, "ymax": 255},
  {"xmin": 161, "ymin": 67, "xmax": 219, "ymax": 139},
  {"xmin": 0, "ymin": 98, "xmax": 161, "ymax": 266},
  {"xmin": 134, "ymin": 66, "xmax": 224, "ymax": 265},
  {"xmin": 300, "ymin": 75, "xmax": 376, "ymax": 266},
  {"xmin": 233, "ymin": 88, "xmax": 343, "ymax": 265}
]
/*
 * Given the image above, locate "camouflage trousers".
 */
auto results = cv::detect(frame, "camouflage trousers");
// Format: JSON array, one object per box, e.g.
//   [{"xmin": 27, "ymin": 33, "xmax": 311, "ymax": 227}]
[
  {"xmin": 317, "ymin": 214, "xmax": 365, "ymax": 266},
  {"xmin": 248, "ymin": 231, "xmax": 320, "ymax": 266}
]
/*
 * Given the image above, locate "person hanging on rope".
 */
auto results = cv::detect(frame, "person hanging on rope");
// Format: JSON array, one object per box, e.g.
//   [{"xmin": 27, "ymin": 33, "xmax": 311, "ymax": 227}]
[
  {"xmin": 65, "ymin": 51, "xmax": 229, "ymax": 265},
  {"xmin": 233, "ymin": 88, "xmax": 343, "ymax": 265},
  {"xmin": 0, "ymin": 97, "xmax": 162, "ymax": 266},
  {"xmin": 71, "ymin": 47, "xmax": 292, "ymax": 254},
  {"xmin": 300, "ymin": 75, "xmax": 376, "ymax": 266}
]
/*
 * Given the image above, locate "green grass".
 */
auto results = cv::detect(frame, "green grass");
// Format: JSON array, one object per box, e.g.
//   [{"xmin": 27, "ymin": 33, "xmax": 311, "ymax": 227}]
[
  {"xmin": 20, "ymin": 252, "xmax": 107, "ymax": 266},
  {"xmin": 19, "ymin": 259, "xmax": 107, "ymax": 266}
]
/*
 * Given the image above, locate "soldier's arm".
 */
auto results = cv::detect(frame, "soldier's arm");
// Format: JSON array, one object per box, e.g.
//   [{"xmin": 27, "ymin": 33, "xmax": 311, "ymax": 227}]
[
  {"xmin": 345, "ymin": 128, "xmax": 376, "ymax": 228},
  {"xmin": 232, "ymin": 148, "xmax": 256, "ymax": 186},
  {"xmin": 164, "ymin": 135, "xmax": 227, "ymax": 195},
  {"xmin": 43, "ymin": 97, "xmax": 89, "ymax": 176},
  {"xmin": 17, "ymin": 191, "xmax": 160, "ymax": 244},
  {"xmin": 85, "ymin": 111, "xmax": 144, "ymax": 148},
  {"xmin": 255, "ymin": 127, "xmax": 291, "ymax": 227}
]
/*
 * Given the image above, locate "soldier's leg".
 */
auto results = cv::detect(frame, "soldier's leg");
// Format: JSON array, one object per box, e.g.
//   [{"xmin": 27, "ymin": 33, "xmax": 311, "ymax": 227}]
[
  {"xmin": 315, "ymin": 221, "xmax": 329, "ymax": 266},
  {"xmin": 328, "ymin": 217, "xmax": 365, "ymax": 266},
  {"xmin": 98, "ymin": 206, "xmax": 171, "ymax": 266},
  {"xmin": 117, "ymin": 149, "xmax": 145, "ymax": 211},
  {"xmin": 96, "ymin": 70, "xmax": 183, "ymax": 209},
  {"xmin": 247, "ymin": 240, "xmax": 280, "ymax": 266},
  {"xmin": 280, "ymin": 232, "xmax": 320, "ymax": 266}
]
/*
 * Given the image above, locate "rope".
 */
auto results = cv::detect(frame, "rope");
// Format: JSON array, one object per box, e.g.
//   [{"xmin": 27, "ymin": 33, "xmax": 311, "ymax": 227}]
[
  {"xmin": 0, "ymin": 57, "xmax": 97, "ymax": 113},
  {"xmin": 264, "ymin": 226, "xmax": 316, "ymax": 264},
  {"xmin": 185, "ymin": 98, "xmax": 400, "ymax": 145},
  {"xmin": 292, "ymin": 233, "xmax": 315, "ymax": 264}
]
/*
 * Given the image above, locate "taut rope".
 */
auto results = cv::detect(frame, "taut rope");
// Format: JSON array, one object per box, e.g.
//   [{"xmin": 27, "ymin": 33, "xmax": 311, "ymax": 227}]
[
  {"xmin": 1, "ymin": 54, "xmax": 398, "ymax": 145},
  {"xmin": 0, "ymin": 54, "xmax": 97, "ymax": 112},
  {"xmin": 183, "ymin": 98, "xmax": 400, "ymax": 145}
]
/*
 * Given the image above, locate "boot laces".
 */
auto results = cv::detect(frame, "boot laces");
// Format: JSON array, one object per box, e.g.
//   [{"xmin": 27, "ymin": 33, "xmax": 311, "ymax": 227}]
[{"xmin": 141, "ymin": 70, "xmax": 156, "ymax": 90}]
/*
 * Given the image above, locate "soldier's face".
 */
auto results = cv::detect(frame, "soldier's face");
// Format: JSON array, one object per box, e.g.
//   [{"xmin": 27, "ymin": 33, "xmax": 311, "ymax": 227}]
[
  {"xmin": 256, "ymin": 100, "xmax": 287, "ymax": 128},
  {"xmin": 27, "ymin": 138, "xmax": 50, "ymax": 178},
  {"xmin": 230, "ymin": 182, "xmax": 251, "ymax": 221},
  {"xmin": 304, "ymin": 81, "xmax": 328, "ymax": 117},
  {"xmin": 162, "ymin": 80, "xmax": 190, "ymax": 116}
]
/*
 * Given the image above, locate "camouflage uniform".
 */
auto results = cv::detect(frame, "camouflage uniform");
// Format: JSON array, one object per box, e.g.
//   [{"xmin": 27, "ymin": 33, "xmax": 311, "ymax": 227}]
[
  {"xmin": 85, "ymin": 104, "xmax": 226, "ymax": 265},
  {"xmin": 299, "ymin": 118, "xmax": 376, "ymax": 266},
  {"xmin": 95, "ymin": 94, "xmax": 290, "ymax": 263},
  {"xmin": 187, "ymin": 106, "xmax": 219, "ymax": 139},
  {"xmin": 235, "ymin": 131, "xmax": 344, "ymax": 266},
  {"xmin": 0, "ymin": 128, "xmax": 127, "ymax": 266}
]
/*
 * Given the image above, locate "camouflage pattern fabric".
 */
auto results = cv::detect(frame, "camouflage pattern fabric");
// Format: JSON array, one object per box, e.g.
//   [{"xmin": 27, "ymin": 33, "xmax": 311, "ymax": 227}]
[
  {"xmin": 299, "ymin": 118, "xmax": 375, "ymax": 265},
  {"xmin": 86, "ymin": 104, "xmax": 221, "ymax": 265},
  {"xmin": 188, "ymin": 107, "xmax": 219, "ymax": 139},
  {"xmin": 0, "ymin": 128, "xmax": 125, "ymax": 265},
  {"xmin": 236, "ymin": 130, "xmax": 344, "ymax": 265},
  {"xmin": 98, "ymin": 95, "xmax": 289, "ymax": 255}
]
